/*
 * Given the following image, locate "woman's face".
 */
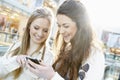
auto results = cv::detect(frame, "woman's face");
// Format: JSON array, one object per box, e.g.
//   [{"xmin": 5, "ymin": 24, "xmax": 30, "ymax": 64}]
[
  {"xmin": 29, "ymin": 18, "xmax": 50, "ymax": 44},
  {"xmin": 57, "ymin": 14, "xmax": 77, "ymax": 43}
]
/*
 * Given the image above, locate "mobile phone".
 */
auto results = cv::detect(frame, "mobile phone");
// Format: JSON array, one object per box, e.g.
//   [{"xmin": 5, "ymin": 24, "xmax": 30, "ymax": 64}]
[{"xmin": 26, "ymin": 57, "xmax": 40, "ymax": 64}]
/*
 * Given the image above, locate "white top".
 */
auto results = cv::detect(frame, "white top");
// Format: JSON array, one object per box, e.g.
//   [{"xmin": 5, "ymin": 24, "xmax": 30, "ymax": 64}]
[
  {"xmin": 51, "ymin": 47, "xmax": 105, "ymax": 80},
  {"xmin": 0, "ymin": 42, "xmax": 54, "ymax": 80}
]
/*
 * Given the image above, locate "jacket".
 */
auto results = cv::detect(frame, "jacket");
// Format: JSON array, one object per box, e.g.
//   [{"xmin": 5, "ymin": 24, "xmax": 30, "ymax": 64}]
[
  {"xmin": 51, "ymin": 47, "xmax": 105, "ymax": 80},
  {"xmin": 0, "ymin": 42, "xmax": 54, "ymax": 80}
]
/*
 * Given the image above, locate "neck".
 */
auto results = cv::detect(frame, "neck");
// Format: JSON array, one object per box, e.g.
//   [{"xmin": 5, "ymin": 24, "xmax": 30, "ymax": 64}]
[{"xmin": 27, "ymin": 40, "xmax": 41, "ymax": 55}]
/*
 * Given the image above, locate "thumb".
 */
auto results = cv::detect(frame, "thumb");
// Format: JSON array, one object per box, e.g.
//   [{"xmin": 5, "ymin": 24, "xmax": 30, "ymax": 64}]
[{"xmin": 39, "ymin": 62, "xmax": 47, "ymax": 66}]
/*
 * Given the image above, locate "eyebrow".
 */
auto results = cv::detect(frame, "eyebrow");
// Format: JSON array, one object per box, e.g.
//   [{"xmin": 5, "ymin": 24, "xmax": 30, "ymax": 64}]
[
  {"xmin": 34, "ymin": 24, "xmax": 40, "ymax": 27},
  {"xmin": 63, "ymin": 23, "xmax": 68, "ymax": 26},
  {"xmin": 57, "ymin": 23, "xmax": 69, "ymax": 26}
]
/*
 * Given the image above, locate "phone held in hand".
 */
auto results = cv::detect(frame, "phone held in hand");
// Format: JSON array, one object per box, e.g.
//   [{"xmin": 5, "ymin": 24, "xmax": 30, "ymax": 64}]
[{"xmin": 26, "ymin": 57, "xmax": 40, "ymax": 64}]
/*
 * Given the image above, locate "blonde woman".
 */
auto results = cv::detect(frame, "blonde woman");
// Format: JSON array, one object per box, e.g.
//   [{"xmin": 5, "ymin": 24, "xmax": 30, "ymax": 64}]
[{"xmin": 0, "ymin": 7, "xmax": 54, "ymax": 80}]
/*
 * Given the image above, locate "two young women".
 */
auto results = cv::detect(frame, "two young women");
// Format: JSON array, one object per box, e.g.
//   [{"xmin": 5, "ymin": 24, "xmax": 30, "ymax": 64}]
[
  {"xmin": 0, "ymin": 0, "xmax": 104, "ymax": 80},
  {"xmin": 26, "ymin": 0, "xmax": 105, "ymax": 80}
]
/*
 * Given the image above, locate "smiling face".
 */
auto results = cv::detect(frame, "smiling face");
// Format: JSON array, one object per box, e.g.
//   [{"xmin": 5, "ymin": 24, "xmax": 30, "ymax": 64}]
[
  {"xmin": 57, "ymin": 14, "xmax": 77, "ymax": 43},
  {"xmin": 29, "ymin": 18, "xmax": 50, "ymax": 44}
]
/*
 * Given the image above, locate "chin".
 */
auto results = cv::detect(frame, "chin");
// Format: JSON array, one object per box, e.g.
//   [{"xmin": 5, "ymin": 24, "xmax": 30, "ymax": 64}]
[
  {"xmin": 34, "ymin": 40, "xmax": 43, "ymax": 44},
  {"xmin": 34, "ymin": 42, "xmax": 42, "ymax": 44},
  {"xmin": 64, "ymin": 39, "xmax": 70, "ymax": 43}
]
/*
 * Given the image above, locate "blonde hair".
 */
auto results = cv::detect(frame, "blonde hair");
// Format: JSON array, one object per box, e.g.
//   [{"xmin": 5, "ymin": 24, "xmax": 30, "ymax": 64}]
[{"xmin": 6, "ymin": 7, "xmax": 53, "ymax": 79}]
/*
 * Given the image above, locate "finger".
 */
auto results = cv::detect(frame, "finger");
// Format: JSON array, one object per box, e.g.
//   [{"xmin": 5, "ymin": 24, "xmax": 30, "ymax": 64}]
[
  {"xmin": 21, "ymin": 58, "xmax": 26, "ymax": 67},
  {"xmin": 39, "ymin": 62, "xmax": 47, "ymax": 66},
  {"xmin": 26, "ymin": 62, "xmax": 36, "ymax": 72},
  {"xmin": 16, "ymin": 57, "xmax": 22, "ymax": 65},
  {"xmin": 27, "ymin": 59, "xmax": 40, "ymax": 68},
  {"xmin": 26, "ymin": 60, "xmax": 44, "ymax": 71}
]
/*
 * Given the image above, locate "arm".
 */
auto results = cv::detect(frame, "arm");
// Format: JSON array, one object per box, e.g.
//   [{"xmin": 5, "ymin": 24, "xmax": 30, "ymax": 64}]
[
  {"xmin": 78, "ymin": 49, "xmax": 105, "ymax": 80},
  {"xmin": 0, "ymin": 42, "xmax": 21, "ymax": 77},
  {"xmin": 0, "ymin": 56, "xmax": 20, "ymax": 77},
  {"xmin": 0, "ymin": 55, "xmax": 27, "ymax": 78}
]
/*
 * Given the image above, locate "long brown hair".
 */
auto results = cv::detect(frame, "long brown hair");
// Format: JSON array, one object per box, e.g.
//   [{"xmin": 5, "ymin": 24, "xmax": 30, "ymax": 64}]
[
  {"xmin": 53, "ymin": 0, "xmax": 93, "ymax": 80},
  {"xmin": 6, "ymin": 7, "xmax": 53, "ymax": 79}
]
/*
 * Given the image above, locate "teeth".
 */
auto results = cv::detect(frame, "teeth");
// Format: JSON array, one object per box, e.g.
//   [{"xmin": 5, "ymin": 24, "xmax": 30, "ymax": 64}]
[
  {"xmin": 36, "ymin": 37, "xmax": 41, "ymax": 40},
  {"xmin": 64, "ymin": 36, "xmax": 68, "ymax": 38},
  {"xmin": 35, "ymin": 35, "xmax": 41, "ymax": 39}
]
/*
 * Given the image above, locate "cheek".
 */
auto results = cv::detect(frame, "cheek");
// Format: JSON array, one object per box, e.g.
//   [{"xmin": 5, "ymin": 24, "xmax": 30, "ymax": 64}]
[
  {"xmin": 70, "ymin": 28, "xmax": 77, "ymax": 38},
  {"xmin": 29, "ymin": 28, "xmax": 34, "ymax": 35},
  {"xmin": 45, "ymin": 33, "xmax": 49, "ymax": 38},
  {"xmin": 42, "ymin": 32, "xmax": 48, "ymax": 40},
  {"xmin": 73, "ymin": 29, "xmax": 77, "ymax": 36},
  {"xmin": 29, "ymin": 27, "xmax": 36, "ymax": 36}
]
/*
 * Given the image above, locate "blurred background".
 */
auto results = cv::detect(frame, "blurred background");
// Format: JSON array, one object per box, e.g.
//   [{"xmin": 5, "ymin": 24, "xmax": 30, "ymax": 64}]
[{"xmin": 0, "ymin": 0, "xmax": 120, "ymax": 80}]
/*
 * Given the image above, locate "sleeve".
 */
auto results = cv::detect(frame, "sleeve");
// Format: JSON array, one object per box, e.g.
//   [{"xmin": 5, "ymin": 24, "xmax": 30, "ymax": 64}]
[
  {"xmin": 78, "ymin": 49, "xmax": 105, "ymax": 80},
  {"xmin": 0, "ymin": 56, "xmax": 20, "ymax": 77},
  {"xmin": 0, "ymin": 42, "xmax": 21, "ymax": 77},
  {"xmin": 51, "ymin": 72, "xmax": 64, "ymax": 80}
]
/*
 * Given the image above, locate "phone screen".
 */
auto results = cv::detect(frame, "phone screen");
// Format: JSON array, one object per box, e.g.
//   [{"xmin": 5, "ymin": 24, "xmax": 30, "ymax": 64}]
[{"xmin": 26, "ymin": 57, "xmax": 40, "ymax": 64}]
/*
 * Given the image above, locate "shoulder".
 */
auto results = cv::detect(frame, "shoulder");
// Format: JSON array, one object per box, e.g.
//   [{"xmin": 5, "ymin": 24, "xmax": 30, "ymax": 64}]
[
  {"xmin": 87, "ymin": 38, "xmax": 105, "ymax": 64},
  {"xmin": 89, "ymin": 44, "xmax": 105, "ymax": 63},
  {"xmin": 4, "ymin": 41, "xmax": 21, "ymax": 56},
  {"xmin": 8, "ymin": 41, "xmax": 21, "ymax": 51}
]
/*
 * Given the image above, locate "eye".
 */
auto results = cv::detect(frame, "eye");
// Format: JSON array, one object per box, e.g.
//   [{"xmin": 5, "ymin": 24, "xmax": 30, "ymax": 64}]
[
  {"xmin": 34, "ymin": 26, "xmax": 39, "ymax": 30},
  {"xmin": 43, "ymin": 29, "xmax": 48, "ymax": 33},
  {"xmin": 57, "ymin": 24, "xmax": 61, "ymax": 27},
  {"xmin": 64, "ymin": 25, "xmax": 69, "ymax": 28}
]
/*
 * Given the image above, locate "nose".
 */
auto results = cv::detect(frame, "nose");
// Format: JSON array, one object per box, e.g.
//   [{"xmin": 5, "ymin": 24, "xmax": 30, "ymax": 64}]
[
  {"xmin": 59, "ymin": 27, "xmax": 64, "ymax": 34},
  {"xmin": 37, "ymin": 30, "xmax": 43, "ymax": 37}
]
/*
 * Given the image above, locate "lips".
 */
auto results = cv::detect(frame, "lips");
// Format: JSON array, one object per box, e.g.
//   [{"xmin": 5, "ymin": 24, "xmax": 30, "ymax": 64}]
[
  {"xmin": 34, "ymin": 34, "xmax": 43, "ymax": 40},
  {"xmin": 63, "ymin": 35, "xmax": 71, "ymax": 43},
  {"xmin": 36, "ymin": 36, "xmax": 43, "ymax": 41}
]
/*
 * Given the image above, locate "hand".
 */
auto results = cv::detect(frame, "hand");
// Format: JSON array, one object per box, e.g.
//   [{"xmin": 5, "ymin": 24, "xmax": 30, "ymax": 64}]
[
  {"xmin": 16, "ymin": 55, "xmax": 27, "ymax": 67},
  {"xmin": 26, "ymin": 60, "xmax": 56, "ymax": 79}
]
